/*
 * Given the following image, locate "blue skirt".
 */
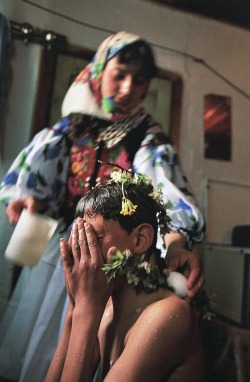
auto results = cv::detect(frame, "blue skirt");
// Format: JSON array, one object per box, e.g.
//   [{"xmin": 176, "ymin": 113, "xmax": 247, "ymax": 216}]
[{"xmin": 0, "ymin": 220, "xmax": 71, "ymax": 382}]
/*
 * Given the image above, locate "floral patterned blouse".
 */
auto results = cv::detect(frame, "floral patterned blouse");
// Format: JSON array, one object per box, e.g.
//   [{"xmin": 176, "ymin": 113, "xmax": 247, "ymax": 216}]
[{"xmin": 0, "ymin": 115, "xmax": 205, "ymax": 249}]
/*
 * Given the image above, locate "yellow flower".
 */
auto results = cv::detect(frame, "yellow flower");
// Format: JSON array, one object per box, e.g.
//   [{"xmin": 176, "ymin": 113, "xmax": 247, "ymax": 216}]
[{"xmin": 120, "ymin": 197, "xmax": 138, "ymax": 216}]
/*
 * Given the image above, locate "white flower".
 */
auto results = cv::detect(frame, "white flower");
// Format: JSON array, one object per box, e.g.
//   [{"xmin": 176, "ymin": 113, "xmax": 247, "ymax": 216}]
[
  {"xmin": 148, "ymin": 189, "xmax": 164, "ymax": 204},
  {"xmin": 142, "ymin": 280, "xmax": 156, "ymax": 290},
  {"xmin": 110, "ymin": 170, "xmax": 123, "ymax": 182},
  {"xmin": 127, "ymin": 274, "xmax": 140, "ymax": 285},
  {"xmin": 138, "ymin": 261, "xmax": 152, "ymax": 274},
  {"xmin": 123, "ymin": 249, "xmax": 132, "ymax": 259}
]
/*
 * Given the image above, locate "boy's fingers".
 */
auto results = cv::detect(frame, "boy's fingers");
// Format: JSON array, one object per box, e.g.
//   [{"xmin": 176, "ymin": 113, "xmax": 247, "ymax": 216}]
[
  {"xmin": 71, "ymin": 223, "xmax": 81, "ymax": 262},
  {"xmin": 60, "ymin": 238, "xmax": 72, "ymax": 270},
  {"xmin": 84, "ymin": 222, "xmax": 102, "ymax": 264},
  {"xmin": 78, "ymin": 218, "xmax": 89, "ymax": 255}
]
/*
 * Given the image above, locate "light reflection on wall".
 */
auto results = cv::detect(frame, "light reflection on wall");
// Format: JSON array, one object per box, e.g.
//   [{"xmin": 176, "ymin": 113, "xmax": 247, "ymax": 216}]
[{"xmin": 204, "ymin": 94, "xmax": 232, "ymax": 161}]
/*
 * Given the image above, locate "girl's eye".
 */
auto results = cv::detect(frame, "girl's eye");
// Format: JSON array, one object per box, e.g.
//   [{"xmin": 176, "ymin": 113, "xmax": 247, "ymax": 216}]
[
  {"xmin": 114, "ymin": 72, "xmax": 125, "ymax": 81},
  {"xmin": 97, "ymin": 235, "xmax": 104, "ymax": 241}
]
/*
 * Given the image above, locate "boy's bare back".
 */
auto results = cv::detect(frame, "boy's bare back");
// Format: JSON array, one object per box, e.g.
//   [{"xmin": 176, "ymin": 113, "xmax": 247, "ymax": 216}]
[{"xmin": 99, "ymin": 288, "xmax": 205, "ymax": 382}]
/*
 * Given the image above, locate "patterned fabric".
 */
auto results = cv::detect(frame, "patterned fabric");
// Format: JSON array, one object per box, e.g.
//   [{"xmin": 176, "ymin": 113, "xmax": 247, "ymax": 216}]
[
  {"xmin": 133, "ymin": 133, "xmax": 204, "ymax": 248},
  {"xmin": 0, "ymin": 116, "xmax": 205, "ymax": 248},
  {"xmin": 66, "ymin": 131, "xmax": 132, "ymax": 223},
  {"xmin": 97, "ymin": 110, "xmax": 147, "ymax": 148},
  {"xmin": 0, "ymin": 117, "xmax": 71, "ymax": 218}
]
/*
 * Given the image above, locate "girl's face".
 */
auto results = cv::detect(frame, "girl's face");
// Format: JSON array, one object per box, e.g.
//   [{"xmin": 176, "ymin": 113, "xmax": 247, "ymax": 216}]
[{"xmin": 101, "ymin": 56, "xmax": 150, "ymax": 110}]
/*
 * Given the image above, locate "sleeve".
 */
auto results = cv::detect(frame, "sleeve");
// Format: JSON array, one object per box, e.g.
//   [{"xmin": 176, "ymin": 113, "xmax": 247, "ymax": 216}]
[
  {"xmin": 132, "ymin": 133, "xmax": 206, "ymax": 249},
  {"xmin": 0, "ymin": 118, "xmax": 71, "ymax": 218}
]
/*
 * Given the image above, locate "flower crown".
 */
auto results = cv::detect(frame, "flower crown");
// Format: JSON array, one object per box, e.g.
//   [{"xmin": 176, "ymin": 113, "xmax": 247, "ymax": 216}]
[{"xmin": 99, "ymin": 163, "xmax": 171, "ymax": 240}]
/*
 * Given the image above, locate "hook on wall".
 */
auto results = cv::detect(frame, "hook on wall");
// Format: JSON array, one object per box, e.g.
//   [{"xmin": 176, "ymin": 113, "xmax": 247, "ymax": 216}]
[{"xmin": 10, "ymin": 21, "xmax": 67, "ymax": 50}]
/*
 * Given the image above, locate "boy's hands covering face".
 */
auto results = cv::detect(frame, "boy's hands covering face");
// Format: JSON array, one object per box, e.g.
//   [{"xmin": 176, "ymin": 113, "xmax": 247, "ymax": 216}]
[{"xmin": 60, "ymin": 218, "xmax": 114, "ymax": 309}]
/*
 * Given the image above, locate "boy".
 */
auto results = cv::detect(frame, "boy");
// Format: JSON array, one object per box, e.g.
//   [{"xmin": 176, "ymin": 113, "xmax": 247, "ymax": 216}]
[{"xmin": 45, "ymin": 169, "xmax": 205, "ymax": 382}]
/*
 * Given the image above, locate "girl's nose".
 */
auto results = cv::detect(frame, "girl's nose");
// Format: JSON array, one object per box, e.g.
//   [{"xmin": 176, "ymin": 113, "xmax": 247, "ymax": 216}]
[{"xmin": 120, "ymin": 76, "xmax": 133, "ymax": 95}]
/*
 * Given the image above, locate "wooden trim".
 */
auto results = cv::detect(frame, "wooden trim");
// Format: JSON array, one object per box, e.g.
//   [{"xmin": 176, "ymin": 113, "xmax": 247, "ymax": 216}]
[{"xmin": 169, "ymin": 77, "xmax": 182, "ymax": 149}]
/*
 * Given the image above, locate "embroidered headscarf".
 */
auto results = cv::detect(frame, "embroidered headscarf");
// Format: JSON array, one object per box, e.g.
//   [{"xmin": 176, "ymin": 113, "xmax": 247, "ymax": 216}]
[{"xmin": 62, "ymin": 31, "xmax": 151, "ymax": 122}]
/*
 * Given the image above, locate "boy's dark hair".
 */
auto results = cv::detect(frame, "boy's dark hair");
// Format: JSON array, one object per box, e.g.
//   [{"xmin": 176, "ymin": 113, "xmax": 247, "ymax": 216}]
[
  {"xmin": 115, "ymin": 40, "xmax": 158, "ymax": 80},
  {"xmin": 75, "ymin": 180, "xmax": 158, "ymax": 254}
]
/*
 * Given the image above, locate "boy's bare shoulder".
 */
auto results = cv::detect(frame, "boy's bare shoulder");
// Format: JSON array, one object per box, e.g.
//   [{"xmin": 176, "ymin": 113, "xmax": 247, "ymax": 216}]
[
  {"xmin": 128, "ymin": 290, "xmax": 196, "ymax": 343},
  {"xmin": 141, "ymin": 292, "xmax": 194, "ymax": 330},
  {"xmin": 123, "ymin": 292, "xmax": 204, "ymax": 382}
]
